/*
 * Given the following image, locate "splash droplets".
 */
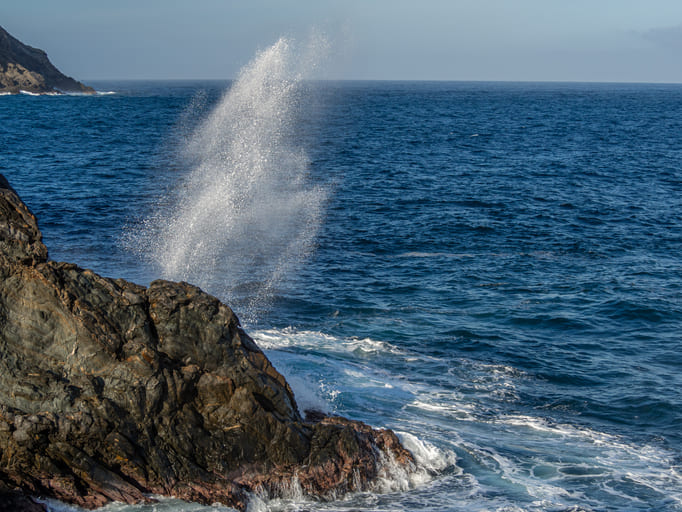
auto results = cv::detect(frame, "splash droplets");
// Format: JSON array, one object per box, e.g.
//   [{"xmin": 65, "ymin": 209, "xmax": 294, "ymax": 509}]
[{"xmin": 143, "ymin": 37, "xmax": 327, "ymax": 323}]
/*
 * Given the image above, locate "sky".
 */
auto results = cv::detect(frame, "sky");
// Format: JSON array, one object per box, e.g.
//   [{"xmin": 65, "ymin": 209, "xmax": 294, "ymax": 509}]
[{"xmin": 3, "ymin": 0, "xmax": 682, "ymax": 83}]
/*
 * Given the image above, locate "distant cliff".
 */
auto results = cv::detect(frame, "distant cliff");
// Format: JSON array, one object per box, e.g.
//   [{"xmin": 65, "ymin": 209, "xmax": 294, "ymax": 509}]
[{"xmin": 0, "ymin": 25, "xmax": 94, "ymax": 94}]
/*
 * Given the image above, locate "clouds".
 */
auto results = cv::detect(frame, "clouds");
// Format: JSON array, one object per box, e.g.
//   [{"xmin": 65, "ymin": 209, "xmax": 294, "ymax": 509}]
[{"xmin": 639, "ymin": 24, "xmax": 682, "ymax": 51}]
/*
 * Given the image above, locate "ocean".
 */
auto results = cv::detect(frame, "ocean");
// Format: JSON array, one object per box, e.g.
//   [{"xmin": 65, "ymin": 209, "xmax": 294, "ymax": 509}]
[{"xmin": 1, "ymin": 41, "xmax": 682, "ymax": 511}]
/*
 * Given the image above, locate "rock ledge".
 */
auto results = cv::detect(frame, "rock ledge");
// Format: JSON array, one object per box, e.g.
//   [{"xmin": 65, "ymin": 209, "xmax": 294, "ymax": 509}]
[{"xmin": 0, "ymin": 175, "xmax": 414, "ymax": 510}]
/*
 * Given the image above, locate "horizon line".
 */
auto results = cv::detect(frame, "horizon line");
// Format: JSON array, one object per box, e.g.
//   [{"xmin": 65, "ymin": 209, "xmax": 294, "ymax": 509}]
[{"xmin": 80, "ymin": 77, "xmax": 682, "ymax": 86}]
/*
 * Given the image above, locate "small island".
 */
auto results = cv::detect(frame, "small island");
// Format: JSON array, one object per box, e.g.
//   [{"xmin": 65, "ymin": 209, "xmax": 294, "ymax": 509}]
[{"xmin": 0, "ymin": 25, "xmax": 94, "ymax": 95}]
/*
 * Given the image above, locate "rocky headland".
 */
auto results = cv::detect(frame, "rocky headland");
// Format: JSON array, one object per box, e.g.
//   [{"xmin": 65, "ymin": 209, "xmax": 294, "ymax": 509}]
[
  {"xmin": 0, "ymin": 26, "xmax": 94, "ymax": 95},
  {"xmin": 0, "ymin": 174, "xmax": 414, "ymax": 511}
]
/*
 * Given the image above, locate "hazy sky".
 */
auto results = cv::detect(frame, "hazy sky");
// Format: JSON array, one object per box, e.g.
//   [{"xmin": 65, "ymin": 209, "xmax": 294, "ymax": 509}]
[{"xmin": 3, "ymin": 0, "xmax": 682, "ymax": 83}]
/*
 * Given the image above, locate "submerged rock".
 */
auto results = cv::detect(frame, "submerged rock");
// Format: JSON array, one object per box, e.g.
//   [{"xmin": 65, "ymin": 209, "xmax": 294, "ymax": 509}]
[
  {"xmin": 0, "ymin": 25, "xmax": 94, "ymax": 95},
  {"xmin": 0, "ymin": 175, "xmax": 414, "ymax": 510}
]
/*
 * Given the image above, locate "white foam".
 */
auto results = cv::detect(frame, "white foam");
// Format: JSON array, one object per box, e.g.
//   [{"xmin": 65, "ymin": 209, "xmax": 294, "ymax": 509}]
[
  {"xmin": 245, "ymin": 495, "xmax": 268, "ymax": 512},
  {"xmin": 252, "ymin": 328, "xmax": 405, "ymax": 357},
  {"xmin": 2, "ymin": 90, "xmax": 113, "ymax": 97},
  {"xmin": 37, "ymin": 498, "xmax": 84, "ymax": 512},
  {"xmin": 252, "ymin": 327, "xmax": 337, "ymax": 350},
  {"xmin": 409, "ymin": 399, "xmax": 476, "ymax": 421},
  {"xmin": 40, "ymin": 495, "xmax": 239, "ymax": 511},
  {"xmin": 453, "ymin": 361, "xmax": 528, "ymax": 403},
  {"xmin": 253, "ymin": 328, "xmax": 412, "ymax": 416},
  {"xmin": 398, "ymin": 431, "xmax": 458, "ymax": 475},
  {"xmin": 401, "ymin": 366, "xmax": 682, "ymax": 509},
  {"xmin": 281, "ymin": 372, "xmax": 331, "ymax": 414},
  {"xmin": 480, "ymin": 414, "xmax": 682, "ymax": 506}
]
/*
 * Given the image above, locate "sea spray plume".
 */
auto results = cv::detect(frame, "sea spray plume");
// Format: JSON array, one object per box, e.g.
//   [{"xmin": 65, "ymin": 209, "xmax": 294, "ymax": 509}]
[{"xmin": 149, "ymin": 37, "xmax": 327, "ymax": 322}]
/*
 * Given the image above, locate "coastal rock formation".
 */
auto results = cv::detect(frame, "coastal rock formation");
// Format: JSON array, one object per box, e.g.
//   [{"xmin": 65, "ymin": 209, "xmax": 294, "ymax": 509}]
[
  {"xmin": 0, "ymin": 174, "xmax": 414, "ymax": 510},
  {"xmin": 0, "ymin": 26, "xmax": 94, "ymax": 94}
]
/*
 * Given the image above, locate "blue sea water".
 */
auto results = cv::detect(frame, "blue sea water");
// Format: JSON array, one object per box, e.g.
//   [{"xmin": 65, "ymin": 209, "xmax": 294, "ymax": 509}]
[{"xmin": 2, "ymin": 77, "xmax": 682, "ymax": 511}]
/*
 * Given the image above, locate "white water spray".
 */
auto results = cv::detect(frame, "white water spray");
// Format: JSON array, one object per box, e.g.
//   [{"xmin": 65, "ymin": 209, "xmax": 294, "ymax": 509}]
[{"xmin": 142, "ymin": 37, "xmax": 327, "ymax": 322}]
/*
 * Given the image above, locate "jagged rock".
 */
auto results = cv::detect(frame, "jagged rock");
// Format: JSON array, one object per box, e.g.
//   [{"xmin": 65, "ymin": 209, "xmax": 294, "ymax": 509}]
[
  {"xmin": 0, "ymin": 25, "xmax": 94, "ymax": 94},
  {"xmin": 0, "ymin": 175, "xmax": 414, "ymax": 510},
  {"xmin": 0, "ymin": 175, "xmax": 48, "ymax": 265}
]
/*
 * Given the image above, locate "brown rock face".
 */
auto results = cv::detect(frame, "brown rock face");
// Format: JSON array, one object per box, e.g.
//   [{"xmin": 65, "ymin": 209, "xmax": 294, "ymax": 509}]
[
  {"xmin": 0, "ymin": 175, "xmax": 414, "ymax": 510},
  {"xmin": 0, "ymin": 25, "xmax": 94, "ymax": 94}
]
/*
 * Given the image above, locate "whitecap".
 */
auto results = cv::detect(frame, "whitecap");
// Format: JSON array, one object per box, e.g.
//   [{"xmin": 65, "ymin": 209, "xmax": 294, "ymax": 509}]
[
  {"xmin": 252, "ymin": 328, "xmax": 405, "ymax": 357},
  {"xmin": 408, "ymin": 399, "xmax": 476, "ymax": 421},
  {"xmin": 397, "ymin": 431, "xmax": 459, "ymax": 475},
  {"xmin": 483, "ymin": 414, "xmax": 682, "ymax": 506}
]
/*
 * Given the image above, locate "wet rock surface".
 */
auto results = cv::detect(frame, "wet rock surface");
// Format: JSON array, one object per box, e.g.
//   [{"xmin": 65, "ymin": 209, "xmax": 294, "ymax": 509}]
[
  {"xmin": 0, "ymin": 25, "xmax": 94, "ymax": 94},
  {"xmin": 0, "ymin": 175, "xmax": 414, "ymax": 510}
]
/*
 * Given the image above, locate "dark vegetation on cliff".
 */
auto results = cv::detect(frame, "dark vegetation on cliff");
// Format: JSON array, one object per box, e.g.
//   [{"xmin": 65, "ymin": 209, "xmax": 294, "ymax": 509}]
[
  {"xmin": 0, "ymin": 25, "xmax": 94, "ymax": 94},
  {"xmin": 0, "ymin": 175, "xmax": 414, "ymax": 511}
]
